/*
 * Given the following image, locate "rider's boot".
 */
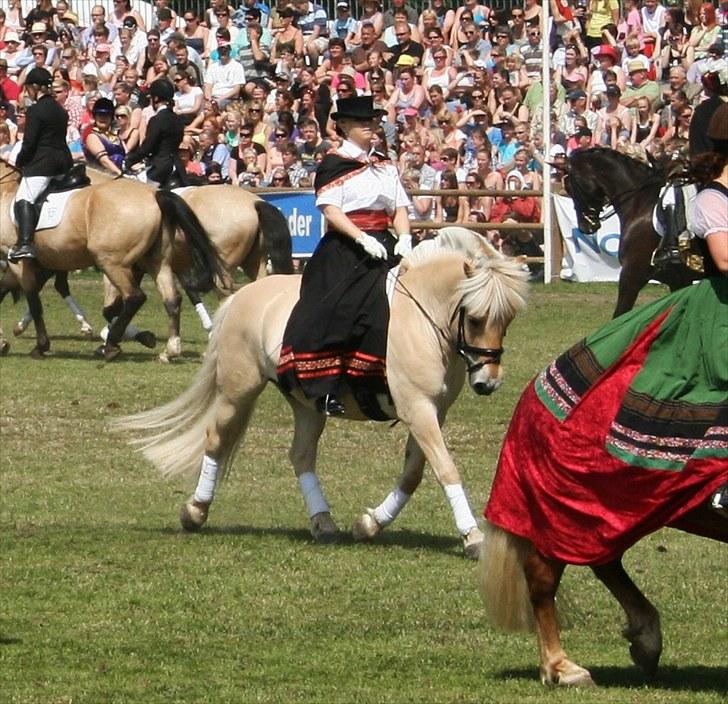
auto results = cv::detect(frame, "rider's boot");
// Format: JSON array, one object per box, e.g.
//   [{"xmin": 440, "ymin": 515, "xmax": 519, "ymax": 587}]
[
  {"xmin": 315, "ymin": 394, "xmax": 345, "ymax": 417},
  {"xmin": 8, "ymin": 200, "xmax": 39, "ymax": 262},
  {"xmin": 711, "ymin": 482, "xmax": 728, "ymax": 516},
  {"xmin": 652, "ymin": 205, "xmax": 683, "ymax": 269}
]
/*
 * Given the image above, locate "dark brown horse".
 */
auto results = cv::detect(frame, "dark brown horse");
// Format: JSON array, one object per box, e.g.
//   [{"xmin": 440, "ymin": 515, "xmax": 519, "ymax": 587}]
[{"xmin": 565, "ymin": 148, "xmax": 702, "ymax": 317}]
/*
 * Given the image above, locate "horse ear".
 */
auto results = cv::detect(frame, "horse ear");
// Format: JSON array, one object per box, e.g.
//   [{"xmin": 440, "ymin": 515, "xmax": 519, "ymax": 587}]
[
  {"xmin": 515, "ymin": 255, "xmax": 527, "ymax": 266},
  {"xmin": 463, "ymin": 258, "xmax": 477, "ymax": 277}
]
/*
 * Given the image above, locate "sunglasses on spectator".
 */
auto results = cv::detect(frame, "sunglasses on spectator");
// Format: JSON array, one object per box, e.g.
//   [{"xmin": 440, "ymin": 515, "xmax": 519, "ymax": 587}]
[
  {"xmin": 512, "ymin": 12, "xmax": 524, "ymax": 17},
  {"xmin": 465, "ymin": 180, "xmax": 477, "ymax": 185},
  {"xmin": 471, "ymin": 93, "xmax": 483, "ymax": 98},
  {"xmin": 428, "ymin": 34, "xmax": 439, "ymax": 39},
  {"xmin": 275, "ymin": 132, "xmax": 287, "ymax": 137},
  {"xmin": 249, "ymin": 108, "xmax": 261, "ymax": 112},
  {"xmin": 441, "ymin": 155, "xmax": 452, "ymax": 161},
  {"xmin": 216, "ymin": 12, "xmax": 228, "ymax": 17},
  {"xmin": 529, "ymin": 31, "xmax": 541, "ymax": 36},
  {"xmin": 240, "ymin": 131, "xmax": 252, "ymax": 137},
  {"xmin": 272, "ymin": 176, "xmax": 286, "ymax": 182},
  {"xmin": 395, "ymin": 32, "xmax": 408, "ymax": 37},
  {"xmin": 433, "ymin": 54, "xmax": 446, "ymax": 60},
  {"xmin": 184, "ymin": 16, "xmax": 196, "ymax": 21},
  {"xmin": 62, "ymin": 53, "xmax": 74, "ymax": 59},
  {"xmin": 115, "ymin": 112, "xmax": 128, "ymax": 118}
]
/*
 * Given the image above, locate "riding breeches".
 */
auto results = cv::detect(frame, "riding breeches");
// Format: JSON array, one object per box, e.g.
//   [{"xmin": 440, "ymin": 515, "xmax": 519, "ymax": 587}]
[{"xmin": 15, "ymin": 175, "xmax": 65, "ymax": 203}]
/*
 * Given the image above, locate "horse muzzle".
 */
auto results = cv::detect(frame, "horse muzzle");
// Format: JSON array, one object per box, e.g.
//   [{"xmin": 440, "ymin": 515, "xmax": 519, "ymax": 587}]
[{"xmin": 469, "ymin": 368, "xmax": 503, "ymax": 396}]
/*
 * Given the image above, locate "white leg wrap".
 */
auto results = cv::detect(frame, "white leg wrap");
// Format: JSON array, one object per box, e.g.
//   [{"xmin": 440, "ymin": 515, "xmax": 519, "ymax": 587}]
[
  {"xmin": 19, "ymin": 309, "xmax": 32, "ymax": 327},
  {"xmin": 101, "ymin": 322, "xmax": 142, "ymax": 342},
  {"xmin": 194, "ymin": 302, "xmax": 214, "ymax": 332},
  {"xmin": 193, "ymin": 455, "xmax": 219, "ymax": 503},
  {"xmin": 443, "ymin": 483, "xmax": 477, "ymax": 536},
  {"xmin": 64, "ymin": 295, "xmax": 88, "ymax": 322},
  {"xmin": 372, "ymin": 487, "xmax": 411, "ymax": 527},
  {"xmin": 298, "ymin": 472, "xmax": 330, "ymax": 517}
]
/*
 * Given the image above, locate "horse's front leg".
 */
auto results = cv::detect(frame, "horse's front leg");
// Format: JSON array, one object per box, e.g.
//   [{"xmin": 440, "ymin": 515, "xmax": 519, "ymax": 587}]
[
  {"xmin": 591, "ymin": 559, "xmax": 662, "ymax": 676},
  {"xmin": 398, "ymin": 400, "xmax": 482, "ymax": 558},
  {"xmin": 153, "ymin": 265, "xmax": 182, "ymax": 363},
  {"xmin": 352, "ymin": 432, "xmax": 424, "ymax": 542},
  {"xmin": 524, "ymin": 549, "xmax": 594, "ymax": 686},
  {"xmin": 25, "ymin": 288, "xmax": 50, "ymax": 359},
  {"xmin": 287, "ymin": 399, "xmax": 339, "ymax": 542}
]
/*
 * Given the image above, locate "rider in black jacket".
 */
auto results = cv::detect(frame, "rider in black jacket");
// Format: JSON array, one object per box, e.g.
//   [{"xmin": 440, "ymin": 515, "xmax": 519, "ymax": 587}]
[
  {"xmin": 124, "ymin": 79, "xmax": 186, "ymax": 188},
  {"xmin": 8, "ymin": 67, "xmax": 73, "ymax": 262}
]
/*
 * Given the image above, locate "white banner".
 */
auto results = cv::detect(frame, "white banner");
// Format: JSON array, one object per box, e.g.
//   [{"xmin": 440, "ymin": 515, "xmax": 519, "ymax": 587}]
[{"xmin": 553, "ymin": 194, "xmax": 622, "ymax": 282}]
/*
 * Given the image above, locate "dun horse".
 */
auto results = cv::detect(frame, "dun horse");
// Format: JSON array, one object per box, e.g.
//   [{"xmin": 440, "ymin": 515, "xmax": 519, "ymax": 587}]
[
  {"xmin": 565, "ymin": 148, "xmax": 700, "ymax": 317},
  {"xmin": 0, "ymin": 160, "xmax": 225, "ymax": 360},
  {"xmin": 115, "ymin": 228, "xmax": 529, "ymax": 558}
]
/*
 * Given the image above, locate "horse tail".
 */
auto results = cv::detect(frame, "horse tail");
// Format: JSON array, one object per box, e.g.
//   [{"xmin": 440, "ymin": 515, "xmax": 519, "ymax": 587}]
[
  {"xmin": 477, "ymin": 522, "xmax": 536, "ymax": 632},
  {"xmin": 155, "ymin": 189, "xmax": 229, "ymax": 293},
  {"xmin": 254, "ymin": 199, "xmax": 294, "ymax": 274},
  {"xmin": 112, "ymin": 295, "xmax": 235, "ymax": 478}
]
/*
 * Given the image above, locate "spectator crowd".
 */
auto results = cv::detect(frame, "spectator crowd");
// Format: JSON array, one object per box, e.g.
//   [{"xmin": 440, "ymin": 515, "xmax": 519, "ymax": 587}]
[{"xmin": 1, "ymin": 0, "xmax": 727, "ymax": 253}]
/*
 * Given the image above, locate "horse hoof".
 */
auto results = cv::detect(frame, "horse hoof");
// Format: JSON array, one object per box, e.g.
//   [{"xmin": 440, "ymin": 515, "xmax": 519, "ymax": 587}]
[
  {"xmin": 310, "ymin": 512, "xmax": 342, "ymax": 543},
  {"xmin": 30, "ymin": 347, "xmax": 47, "ymax": 360},
  {"xmin": 180, "ymin": 500, "xmax": 209, "ymax": 532},
  {"xmin": 135, "ymin": 330, "xmax": 157, "ymax": 349},
  {"xmin": 352, "ymin": 509, "xmax": 381, "ymax": 541},
  {"xmin": 625, "ymin": 613, "xmax": 662, "ymax": 676},
  {"xmin": 166, "ymin": 336, "xmax": 182, "ymax": 358},
  {"xmin": 81, "ymin": 323, "xmax": 95, "ymax": 339},
  {"xmin": 542, "ymin": 661, "xmax": 595, "ymax": 687},
  {"xmin": 103, "ymin": 344, "xmax": 122, "ymax": 362},
  {"xmin": 158, "ymin": 352, "xmax": 170, "ymax": 364},
  {"xmin": 463, "ymin": 526, "xmax": 485, "ymax": 560},
  {"xmin": 0, "ymin": 340, "xmax": 9, "ymax": 356},
  {"xmin": 13, "ymin": 321, "xmax": 28, "ymax": 337}
]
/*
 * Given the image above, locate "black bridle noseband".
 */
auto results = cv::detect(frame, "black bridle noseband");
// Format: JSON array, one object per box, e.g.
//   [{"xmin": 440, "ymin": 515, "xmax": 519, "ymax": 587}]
[{"xmin": 454, "ymin": 307, "xmax": 503, "ymax": 374}]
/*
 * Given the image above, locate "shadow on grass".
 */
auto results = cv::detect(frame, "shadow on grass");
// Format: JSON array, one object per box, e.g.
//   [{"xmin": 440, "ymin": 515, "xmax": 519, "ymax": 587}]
[
  {"xmin": 147, "ymin": 524, "xmax": 464, "ymax": 554},
  {"xmin": 499, "ymin": 665, "xmax": 728, "ymax": 693}
]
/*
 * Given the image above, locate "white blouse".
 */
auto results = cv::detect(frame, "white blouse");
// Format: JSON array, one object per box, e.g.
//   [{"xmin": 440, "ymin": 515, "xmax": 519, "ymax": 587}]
[
  {"xmin": 316, "ymin": 139, "xmax": 411, "ymax": 215},
  {"xmin": 689, "ymin": 188, "xmax": 728, "ymax": 240}
]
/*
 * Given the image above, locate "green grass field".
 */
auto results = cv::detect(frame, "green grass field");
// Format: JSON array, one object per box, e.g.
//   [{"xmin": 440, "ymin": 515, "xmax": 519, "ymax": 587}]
[{"xmin": 1, "ymin": 275, "xmax": 726, "ymax": 704}]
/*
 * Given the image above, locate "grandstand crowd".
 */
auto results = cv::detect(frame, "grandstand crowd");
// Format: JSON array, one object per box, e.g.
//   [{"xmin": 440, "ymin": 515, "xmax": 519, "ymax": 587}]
[{"xmin": 0, "ymin": 0, "xmax": 727, "ymax": 237}]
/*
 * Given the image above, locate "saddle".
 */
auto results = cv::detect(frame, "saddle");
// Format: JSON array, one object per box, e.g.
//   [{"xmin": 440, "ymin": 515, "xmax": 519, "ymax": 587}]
[{"xmin": 9, "ymin": 165, "xmax": 92, "ymax": 232}]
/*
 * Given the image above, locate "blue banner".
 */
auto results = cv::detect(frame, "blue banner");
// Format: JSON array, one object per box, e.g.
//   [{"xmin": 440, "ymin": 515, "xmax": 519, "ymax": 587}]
[{"xmin": 262, "ymin": 190, "xmax": 324, "ymax": 258}]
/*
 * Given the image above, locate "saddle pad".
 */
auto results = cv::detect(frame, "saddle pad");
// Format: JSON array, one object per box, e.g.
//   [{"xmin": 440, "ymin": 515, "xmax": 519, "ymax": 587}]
[{"xmin": 9, "ymin": 189, "xmax": 80, "ymax": 231}]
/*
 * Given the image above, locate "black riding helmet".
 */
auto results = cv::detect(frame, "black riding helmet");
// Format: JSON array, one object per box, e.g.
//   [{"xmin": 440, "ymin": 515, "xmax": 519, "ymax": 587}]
[
  {"xmin": 25, "ymin": 67, "xmax": 53, "ymax": 86},
  {"xmin": 149, "ymin": 78, "xmax": 174, "ymax": 102}
]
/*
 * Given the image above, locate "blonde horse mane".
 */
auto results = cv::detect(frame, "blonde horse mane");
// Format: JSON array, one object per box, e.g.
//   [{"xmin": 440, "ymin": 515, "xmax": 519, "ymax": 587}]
[{"xmin": 404, "ymin": 227, "xmax": 530, "ymax": 328}]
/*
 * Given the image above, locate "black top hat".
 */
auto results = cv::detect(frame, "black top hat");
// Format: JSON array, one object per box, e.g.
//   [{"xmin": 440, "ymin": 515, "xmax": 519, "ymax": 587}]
[{"xmin": 331, "ymin": 95, "xmax": 385, "ymax": 121}]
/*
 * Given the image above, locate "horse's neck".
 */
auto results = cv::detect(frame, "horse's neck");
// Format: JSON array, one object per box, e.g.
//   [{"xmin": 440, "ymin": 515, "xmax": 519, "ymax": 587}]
[{"xmin": 400, "ymin": 257, "xmax": 462, "ymax": 323}]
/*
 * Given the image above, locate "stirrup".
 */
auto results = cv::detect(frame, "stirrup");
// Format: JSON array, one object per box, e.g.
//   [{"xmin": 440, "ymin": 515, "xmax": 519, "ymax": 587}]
[
  {"xmin": 7, "ymin": 245, "xmax": 37, "ymax": 262},
  {"xmin": 650, "ymin": 247, "xmax": 681, "ymax": 269},
  {"xmin": 315, "ymin": 394, "xmax": 345, "ymax": 416}
]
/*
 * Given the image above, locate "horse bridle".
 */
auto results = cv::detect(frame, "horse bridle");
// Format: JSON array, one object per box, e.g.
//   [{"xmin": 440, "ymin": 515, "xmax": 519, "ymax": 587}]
[{"xmin": 396, "ymin": 277, "xmax": 504, "ymax": 374}]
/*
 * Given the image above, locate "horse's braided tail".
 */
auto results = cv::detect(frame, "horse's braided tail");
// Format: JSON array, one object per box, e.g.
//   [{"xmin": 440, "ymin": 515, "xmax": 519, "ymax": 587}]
[
  {"xmin": 254, "ymin": 199, "xmax": 294, "ymax": 274},
  {"xmin": 155, "ymin": 189, "xmax": 229, "ymax": 293},
  {"xmin": 478, "ymin": 522, "xmax": 537, "ymax": 633},
  {"xmin": 111, "ymin": 296, "xmax": 235, "ymax": 478}
]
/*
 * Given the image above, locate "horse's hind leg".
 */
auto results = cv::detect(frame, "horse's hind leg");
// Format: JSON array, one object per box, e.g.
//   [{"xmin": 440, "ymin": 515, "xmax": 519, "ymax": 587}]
[
  {"xmin": 184, "ymin": 286, "xmax": 213, "ymax": 333},
  {"xmin": 53, "ymin": 272, "xmax": 94, "ymax": 337},
  {"xmin": 13, "ymin": 268, "xmax": 53, "ymax": 336},
  {"xmin": 525, "ymin": 550, "xmax": 594, "ymax": 686},
  {"xmin": 152, "ymin": 265, "xmax": 182, "ymax": 363},
  {"xmin": 352, "ymin": 432, "xmax": 423, "ymax": 543},
  {"xmin": 101, "ymin": 274, "xmax": 156, "ymax": 349},
  {"xmin": 181, "ymin": 377, "xmax": 267, "ymax": 531},
  {"xmin": 99, "ymin": 268, "xmax": 147, "ymax": 361},
  {"xmin": 591, "ymin": 559, "xmax": 662, "ymax": 676},
  {"xmin": 287, "ymin": 399, "xmax": 339, "ymax": 542}
]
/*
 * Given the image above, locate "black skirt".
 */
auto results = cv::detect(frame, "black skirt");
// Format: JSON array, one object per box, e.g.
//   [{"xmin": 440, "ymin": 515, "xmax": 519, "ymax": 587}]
[{"xmin": 277, "ymin": 229, "xmax": 397, "ymax": 399}]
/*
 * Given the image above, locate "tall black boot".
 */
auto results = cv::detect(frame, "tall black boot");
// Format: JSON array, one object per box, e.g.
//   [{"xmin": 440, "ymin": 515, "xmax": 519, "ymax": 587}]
[
  {"xmin": 652, "ymin": 205, "xmax": 682, "ymax": 269},
  {"xmin": 8, "ymin": 200, "xmax": 39, "ymax": 262}
]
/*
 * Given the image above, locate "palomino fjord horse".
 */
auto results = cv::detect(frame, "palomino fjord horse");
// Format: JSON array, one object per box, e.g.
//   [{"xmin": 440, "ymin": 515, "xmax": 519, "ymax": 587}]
[
  {"xmin": 566, "ymin": 148, "xmax": 701, "ymax": 318},
  {"xmin": 115, "ymin": 228, "xmax": 529, "ymax": 558},
  {"xmin": 0, "ymin": 160, "xmax": 225, "ymax": 360},
  {"xmin": 103, "ymin": 183, "xmax": 294, "ymax": 360}
]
